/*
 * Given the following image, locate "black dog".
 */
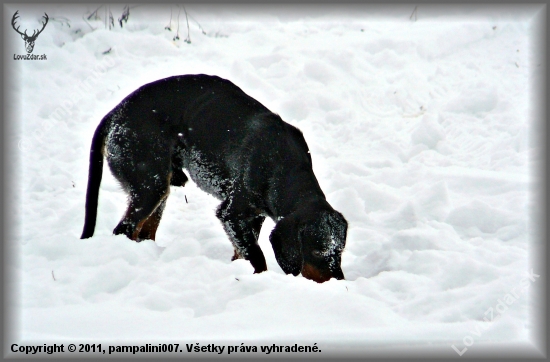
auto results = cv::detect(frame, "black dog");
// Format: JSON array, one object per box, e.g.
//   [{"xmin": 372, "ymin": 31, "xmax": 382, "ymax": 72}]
[{"xmin": 81, "ymin": 74, "xmax": 347, "ymax": 283}]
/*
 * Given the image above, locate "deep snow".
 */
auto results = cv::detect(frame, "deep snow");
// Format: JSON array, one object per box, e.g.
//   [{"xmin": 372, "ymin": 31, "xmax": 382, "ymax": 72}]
[{"xmin": 5, "ymin": 3, "xmax": 545, "ymax": 358}]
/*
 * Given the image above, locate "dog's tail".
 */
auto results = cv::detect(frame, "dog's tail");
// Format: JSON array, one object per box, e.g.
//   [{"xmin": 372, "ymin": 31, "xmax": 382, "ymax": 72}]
[{"xmin": 80, "ymin": 120, "xmax": 108, "ymax": 239}]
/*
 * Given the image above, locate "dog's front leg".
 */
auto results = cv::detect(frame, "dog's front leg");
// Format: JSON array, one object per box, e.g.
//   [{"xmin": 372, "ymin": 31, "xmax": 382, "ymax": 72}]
[{"xmin": 216, "ymin": 198, "xmax": 267, "ymax": 274}]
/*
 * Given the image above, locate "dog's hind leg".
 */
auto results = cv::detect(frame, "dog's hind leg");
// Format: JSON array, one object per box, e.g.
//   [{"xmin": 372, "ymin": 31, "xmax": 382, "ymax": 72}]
[
  {"xmin": 170, "ymin": 168, "xmax": 188, "ymax": 187},
  {"xmin": 170, "ymin": 153, "xmax": 188, "ymax": 187},
  {"xmin": 113, "ymin": 181, "xmax": 170, "ymax": 241},
  {"xmin": 216, "ymin": 198, "xmax": 267, "ymax": 273},
  {"xmin": 137, "ymin": 197, "xmax": 167, "ymax": 241},
  {"xmin": 106, "ymin": 130, "xmax": 173, "ymax": 241}
]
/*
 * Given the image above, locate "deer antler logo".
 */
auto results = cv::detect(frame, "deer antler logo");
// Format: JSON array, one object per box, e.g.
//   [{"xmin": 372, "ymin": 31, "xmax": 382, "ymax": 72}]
[{"xmin": 12, "ymin": 11, "xmax": 49, "ymax": 54}]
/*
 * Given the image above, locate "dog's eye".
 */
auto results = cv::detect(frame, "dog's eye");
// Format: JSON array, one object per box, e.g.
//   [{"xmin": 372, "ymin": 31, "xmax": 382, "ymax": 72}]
[{"xmin": 312, "ymin": 250, "xmax": 323, "ymax": 258}]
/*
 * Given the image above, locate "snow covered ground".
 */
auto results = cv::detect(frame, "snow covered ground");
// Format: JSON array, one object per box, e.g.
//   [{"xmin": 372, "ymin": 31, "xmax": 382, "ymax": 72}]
[{"xmin": 5, "ymin": 3, "xmax": 545, "ymax": 358}]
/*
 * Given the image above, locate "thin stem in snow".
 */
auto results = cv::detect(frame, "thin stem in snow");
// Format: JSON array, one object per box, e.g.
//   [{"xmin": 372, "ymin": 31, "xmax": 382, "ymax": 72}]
[
  {"xmin": 188, "ymin": 14, "xmax": 207, "ymax": 35},
  {"xmin": 165, "ymin": 7, "xmax": 173, "ymax": 30},
  {"xmin": 87, "ymin": 5, "xmax": 103, "ymax": 20},
  {"xmin": 174, "ymin": 6, "xmax": 180, "ymax": 40},
  {"xmin": 182, "ymin": 5, "xmax": 191, "ymax": 43},
  {"xmin": 410, "ymin": 6, "xmax": 418, "ymax": 22}
]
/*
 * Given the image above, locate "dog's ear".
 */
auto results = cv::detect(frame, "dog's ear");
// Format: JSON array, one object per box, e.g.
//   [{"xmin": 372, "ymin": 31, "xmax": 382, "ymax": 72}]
[
  {"xmin": 269, "ymin": 214, "xmax": 303, "ymax": 276},
  {"xmin": 327, "ymin": 210, "xmax": 348, "ymax": 246}
]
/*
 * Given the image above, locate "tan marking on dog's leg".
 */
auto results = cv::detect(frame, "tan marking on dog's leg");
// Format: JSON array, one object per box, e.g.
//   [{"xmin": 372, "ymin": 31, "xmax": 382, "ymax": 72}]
[
  {"xmin": 138, "ymin": 202, "xmax": 165, "ymax": 241},
  {"xmin": 231, "ymin": 248, "xmax": 243, "ymax": 261},
  {"xmin": 131, "ymin": 217, "xmax": 148, "ymax": 241},
  {"xmin": 137, "ymin": 186, "xmax": 170, "ymax": 241}
]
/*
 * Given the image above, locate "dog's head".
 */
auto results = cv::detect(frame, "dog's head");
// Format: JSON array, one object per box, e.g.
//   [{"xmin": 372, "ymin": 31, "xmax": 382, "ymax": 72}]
[{"xmin": 270, "ymin": 204, "xmax": 347, "ymax": 283}]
